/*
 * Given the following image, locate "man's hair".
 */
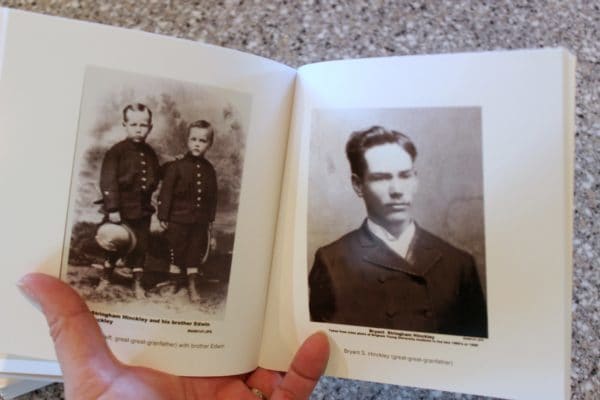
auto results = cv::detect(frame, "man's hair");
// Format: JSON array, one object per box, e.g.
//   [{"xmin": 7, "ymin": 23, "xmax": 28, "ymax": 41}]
[
  {"xmin": 122, "ymin": 103, "xmax": 152, "ymax": 123},
  {"xmin": 346, "ymin": 126, "xmax": 417, "ymax": 177},
  {"xmin": 188, "ymin": 120, "xmax": 215, "ymax": 143}
]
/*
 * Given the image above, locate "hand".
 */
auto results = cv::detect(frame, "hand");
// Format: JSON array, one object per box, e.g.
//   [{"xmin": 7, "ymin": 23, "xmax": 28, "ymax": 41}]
[
  {"xmin": 17, "ymin": 273, "xmax": 329, "ymax": 399},
  {"xmin": 160, "ymin": 220, "xmax": 168, "ymax": 230},
  {"xmin": 108, "ymin": 211, "xmax": 122, "ymax": 223}
]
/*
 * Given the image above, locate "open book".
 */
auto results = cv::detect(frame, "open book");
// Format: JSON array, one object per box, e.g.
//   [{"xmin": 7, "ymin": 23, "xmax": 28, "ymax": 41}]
[{"xmin": 0, "ymin": 9, "xmax": 574, "ymax": 400}]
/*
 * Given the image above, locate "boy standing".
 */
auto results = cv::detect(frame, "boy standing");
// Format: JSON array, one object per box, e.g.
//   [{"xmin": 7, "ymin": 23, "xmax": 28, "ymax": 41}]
[
  {"xmin": 98, "ymin": 103, "xmax": 160, "ymax": 299},
  {"xmin": 158, "ymin": 120, "xmax": 217, "ymax": 302}
]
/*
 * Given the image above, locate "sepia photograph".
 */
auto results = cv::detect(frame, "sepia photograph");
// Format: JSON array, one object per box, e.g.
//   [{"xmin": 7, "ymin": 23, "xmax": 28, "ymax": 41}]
[
  {"xmin": 61, "ymin": 66, "xmax": 251, "ymax": 320},
  {"xmin": 307, "ymin": 108, "xmax": 488, "ymax": 338}
]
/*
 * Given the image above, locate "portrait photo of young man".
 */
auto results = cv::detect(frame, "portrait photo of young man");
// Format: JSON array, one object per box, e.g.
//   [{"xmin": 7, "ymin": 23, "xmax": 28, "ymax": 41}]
[{"xmin": 308, "ymin": 110, "xmax": 488, "ymax": 338}]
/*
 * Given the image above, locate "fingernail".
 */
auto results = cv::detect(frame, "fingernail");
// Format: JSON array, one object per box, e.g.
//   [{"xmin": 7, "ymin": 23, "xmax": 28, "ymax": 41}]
[{"xmin": 16, "ymin": 277, "xmax": 42, "ymax": 312}]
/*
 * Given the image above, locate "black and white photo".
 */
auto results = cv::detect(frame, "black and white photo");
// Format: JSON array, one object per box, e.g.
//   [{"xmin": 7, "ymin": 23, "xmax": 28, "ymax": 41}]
[
  {"xmin": 308, "ymin": 108, "xmax": 488, "ymax": 337},
  {"xmin": 61, "ymin": 66, "xmax": 251, "ymax": 320}
]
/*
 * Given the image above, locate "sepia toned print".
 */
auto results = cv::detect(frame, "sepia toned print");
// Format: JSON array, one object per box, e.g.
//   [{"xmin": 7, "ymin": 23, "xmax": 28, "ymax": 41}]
[
  {"xmin": 61, "ymin": 66, "xmax": 251, "ymax": 320},
  {"xmin": 307, "ymin": 109, "xmax": 488, "ymax": 337}
]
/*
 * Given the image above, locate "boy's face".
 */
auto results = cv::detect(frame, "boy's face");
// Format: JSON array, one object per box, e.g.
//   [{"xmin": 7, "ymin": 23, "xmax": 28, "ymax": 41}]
[
  {"xmin": 123, "ymin": 109, "xmax": 152, "ymax": 143},
  {"xmin": 188, "ymin": 127, "xmax": 213, "ymax": 157}
]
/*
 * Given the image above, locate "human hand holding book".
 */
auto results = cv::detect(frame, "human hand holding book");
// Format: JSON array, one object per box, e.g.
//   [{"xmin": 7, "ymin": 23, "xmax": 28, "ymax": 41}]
[
  {"xmin": 17, "ymin": 273, "xmax": 330, "ymax": 400},
  {"xmin": 18, "ymin": 274, "xmax": 329, "ymax": 400}
]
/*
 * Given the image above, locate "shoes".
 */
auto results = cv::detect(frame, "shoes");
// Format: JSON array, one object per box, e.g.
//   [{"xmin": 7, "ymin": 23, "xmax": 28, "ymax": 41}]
[
  {"xmin": 188, "ymin": 274, "xmax": 201, "ymax": 302},
  {"xmin": 95, "ymin": 277, "xmax": 110, "ymax": 292},
  {"xmin": 133, "ymin": 271, "xmax": 145, "ymax": 299},
  {"xmin": 95, "ymin": 263, "xmax": 113, "ymax": 292},
  {"xmin": 154, "ymin": 273, "xmax": 185, "ymax": 295}
]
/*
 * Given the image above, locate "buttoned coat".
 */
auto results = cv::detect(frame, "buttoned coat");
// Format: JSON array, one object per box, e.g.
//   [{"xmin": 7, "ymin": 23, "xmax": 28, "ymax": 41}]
[
  {"xmin": 99, "ymin": 139, "xmax": 160, "ymax": 220},
  {"xmin": 157, "ymin": 153, "xmax": 217, "ymax": 224},
  {"xmin": 309, "ymin": 222, "xmax": 488, "ymax": 337}
]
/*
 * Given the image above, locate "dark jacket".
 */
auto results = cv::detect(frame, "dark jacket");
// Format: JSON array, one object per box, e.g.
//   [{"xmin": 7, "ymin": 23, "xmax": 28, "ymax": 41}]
[
  {"xmin": 157, "ymin": 153, "xmax": 217, "ymax": 224},
  {"xmin": 99, "ymin": 139, "xmax": 160, "ymax": 219},
  {"xmin": 309, "ymin": 222, "xmax": 488, "ymax": 337}
]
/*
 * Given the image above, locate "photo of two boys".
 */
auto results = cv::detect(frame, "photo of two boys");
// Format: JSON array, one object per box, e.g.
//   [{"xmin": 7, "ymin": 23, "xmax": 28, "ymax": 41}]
[
  {"xmin": 95, "ymin": 104, "xmax": 217, "ymax": 303},
  {"xmin": 62, "ymin": 66, "xmax": 250, "ymax": 319}
]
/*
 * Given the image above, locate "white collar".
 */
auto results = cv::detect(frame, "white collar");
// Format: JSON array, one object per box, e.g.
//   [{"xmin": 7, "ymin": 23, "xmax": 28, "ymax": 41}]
[{"xmin": 366, "ymin": 219, "xmax": 416, "ymax": 259}]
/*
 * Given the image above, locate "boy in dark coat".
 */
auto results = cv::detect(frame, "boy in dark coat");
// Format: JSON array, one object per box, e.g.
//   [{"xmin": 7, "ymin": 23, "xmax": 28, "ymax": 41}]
[
  {"xmin": 157, "ymin": 120, "xmax": 217, "ymax": 302},
  {"xmin": 97, "ymin": 103, "xmax": 160, "ymax": 299}
]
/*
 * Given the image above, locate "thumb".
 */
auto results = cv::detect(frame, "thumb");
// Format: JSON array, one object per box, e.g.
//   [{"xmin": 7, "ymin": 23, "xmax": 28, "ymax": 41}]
[
  {"xmin": 272, "ymin": 331, "xmax": 330, "ymax": 400},
  {"xmin": 17, "ymin": 273, "xmax": 121, "ymax": 385}
]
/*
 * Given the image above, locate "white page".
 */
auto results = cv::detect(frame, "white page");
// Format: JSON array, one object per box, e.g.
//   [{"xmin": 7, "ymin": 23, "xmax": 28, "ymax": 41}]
[
  {"xmin": 0, "ymin": 8, "xmax": 296, "ymax": 376},
  {"xmin": 260, "ymin": 49, "xmax": 574, "ymax": 400},
  {"xmin": 0, "ymin": 8, "xmax": 7, "ymax": 75}
]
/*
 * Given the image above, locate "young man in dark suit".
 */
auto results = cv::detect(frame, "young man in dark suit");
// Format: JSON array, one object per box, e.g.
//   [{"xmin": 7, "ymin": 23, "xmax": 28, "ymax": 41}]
[{"xmin": 309, "ymin": 126, "xmax": 488, "ymax": 337}]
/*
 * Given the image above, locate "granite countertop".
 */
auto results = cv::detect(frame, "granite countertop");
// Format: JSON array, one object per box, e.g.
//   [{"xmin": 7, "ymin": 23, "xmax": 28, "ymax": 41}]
[{"xmin": 0, "ymin": 1, "xmax": 597, "ymax": 399}]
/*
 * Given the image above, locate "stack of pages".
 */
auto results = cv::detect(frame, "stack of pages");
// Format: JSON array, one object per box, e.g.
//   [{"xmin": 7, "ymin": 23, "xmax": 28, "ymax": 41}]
[{"xmin": 0, "ymin": 378, "xmax": 50, "ymax": 399}]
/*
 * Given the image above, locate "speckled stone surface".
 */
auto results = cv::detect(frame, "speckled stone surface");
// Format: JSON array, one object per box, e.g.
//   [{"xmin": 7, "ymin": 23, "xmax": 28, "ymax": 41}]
[{"xmin": 0, "ymin": 1, "xmax": 597, "ymax": 399}]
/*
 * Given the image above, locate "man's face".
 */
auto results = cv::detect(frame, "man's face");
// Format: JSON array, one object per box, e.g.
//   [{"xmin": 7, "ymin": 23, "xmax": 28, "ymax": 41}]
[
  {"xmin": 352, "ymin": 143, "xmax": 418, "ymax": 228},
  {"xmin": 187, "ymin": 127, "xmax": 212, "ymax": 157},
  {"xmin": 123, "ymin": 109, "xmax": 152, "ymax": 143}
]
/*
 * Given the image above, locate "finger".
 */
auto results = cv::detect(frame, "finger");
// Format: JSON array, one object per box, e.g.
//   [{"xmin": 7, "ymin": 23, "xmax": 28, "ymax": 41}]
[
  {"xmin": 17, "ymin": 273, "xmax": 121, "ymax": 383},
  {"xmin": 245, "ymin": 367, "xmax": 283, "ymax": 398},
  {"xmin": 272, "ymin": 331, "xmax": 329, "ymax": 400},
  {"xmin": 215, "ymin": 379, "xmax": 258, "ymax": 400}
]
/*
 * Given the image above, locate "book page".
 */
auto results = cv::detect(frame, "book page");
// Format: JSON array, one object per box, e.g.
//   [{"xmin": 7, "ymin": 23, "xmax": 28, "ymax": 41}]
[
  {"xmin": 260, "ymin": 49, "xmax": 574, "ymax": 400},
  {"xmin": 0, "ymin": 9, "xmax": 296, "ymax": 376}
]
